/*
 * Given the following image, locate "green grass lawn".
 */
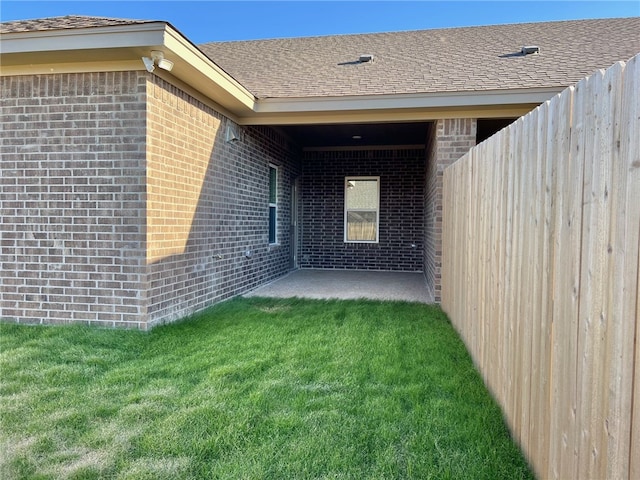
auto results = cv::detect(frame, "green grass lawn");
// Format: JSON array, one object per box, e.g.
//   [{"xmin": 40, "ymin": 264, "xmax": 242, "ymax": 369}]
[{"xmin": 0, "ymin": 297, "xmax": 533, "ymax": 479}]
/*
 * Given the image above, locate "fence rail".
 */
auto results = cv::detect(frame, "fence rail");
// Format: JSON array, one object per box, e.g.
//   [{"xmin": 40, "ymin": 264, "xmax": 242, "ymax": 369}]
[{"xmin": 441, "ymin": 53, "xmax": 639, "ymax": 479}]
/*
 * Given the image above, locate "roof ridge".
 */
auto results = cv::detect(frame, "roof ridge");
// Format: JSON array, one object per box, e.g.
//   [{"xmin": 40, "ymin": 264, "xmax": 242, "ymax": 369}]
[{"xmin": 0, "ymin": 14, "xmax": 153, "ymax": 24}]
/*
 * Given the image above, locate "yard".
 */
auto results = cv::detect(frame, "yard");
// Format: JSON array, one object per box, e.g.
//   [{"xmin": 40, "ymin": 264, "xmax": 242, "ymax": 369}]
[{"xmin": 0, "ymin": 297, "xmax": 532, "ymax": 479}]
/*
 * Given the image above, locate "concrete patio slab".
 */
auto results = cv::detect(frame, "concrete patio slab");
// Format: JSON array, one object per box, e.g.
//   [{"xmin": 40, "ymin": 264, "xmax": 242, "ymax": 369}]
[{"xmin": 244, "ymin": 269, "xmax": 434, "ymax": 303}]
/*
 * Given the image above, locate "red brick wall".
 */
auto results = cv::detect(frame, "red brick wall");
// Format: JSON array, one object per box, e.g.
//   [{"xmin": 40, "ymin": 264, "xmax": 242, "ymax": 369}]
[{"xmin": 1, "ymin": 72, "xmax": 148, "ymax": 328}]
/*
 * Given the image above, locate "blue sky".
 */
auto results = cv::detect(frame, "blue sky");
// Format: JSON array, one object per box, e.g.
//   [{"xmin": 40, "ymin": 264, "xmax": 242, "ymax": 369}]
[{"xmin": 2, "ymin": 1, "xmax": 638, "ymax": 43}]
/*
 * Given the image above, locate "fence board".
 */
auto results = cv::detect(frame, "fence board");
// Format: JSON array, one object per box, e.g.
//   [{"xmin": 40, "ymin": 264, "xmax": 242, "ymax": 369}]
[
  {"xmin": 526, "ymin": 105, "xmax": 545, "ymax": 464},
  {"xmin": 441, "ymin": 53, "xmax": 640, "ymax": 480},
  {"xmin": 543, "ymin": 91, "xmax": 567, "ymax": 480},
  {"xmin": 498, "ymin": 130, "xmax": 511, "ymax": 424},
  {"xmin": 536, "ymin": 100, "xmax": 554, "ymax": 472},
  {"xmin": 503, "ymin": 119, "xmax": 517, "ymax": 436},
  {"xmin": 553, "ymin": 82, "xmax": 582, "ymax": 480},
  {"xmin": 616, "ymin": 54, "xmax": 640, "ymax": 480},
  {"xmin": 487, "ymin": 133, "xmax": 502, "ymax": 401},
  {"xmin": 576, "ymin": 69, "xmax": 604, "ymax": 479},
  {"xmin": 602, "ymin": 59, "xmax": 633, "ymax": 480},
  {"xmin": 517, "ymin": 111, "xmax": 533, "ymax": 449}
]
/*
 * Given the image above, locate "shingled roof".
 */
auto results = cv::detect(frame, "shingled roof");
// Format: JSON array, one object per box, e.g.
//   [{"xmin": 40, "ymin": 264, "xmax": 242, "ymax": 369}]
[
  {"xmin": 2, "ymin": 15, "xmax": 638, "ymax": 108},
  {"xmin": 0, "ymin": 15, "xmax": 155, "ymax": 33},
  {"xmin": 199, "ymin": 18, "xmax": 640, "ymax": 99}
]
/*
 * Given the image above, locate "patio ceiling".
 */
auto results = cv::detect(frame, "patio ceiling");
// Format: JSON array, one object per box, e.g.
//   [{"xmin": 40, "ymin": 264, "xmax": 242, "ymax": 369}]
[{"xmin": 279, "ymin": 121, "xmax": 431, "ymax": 149}]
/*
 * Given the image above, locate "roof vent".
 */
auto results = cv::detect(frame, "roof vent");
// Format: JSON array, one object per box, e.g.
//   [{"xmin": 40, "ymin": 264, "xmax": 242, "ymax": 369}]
[
  {"xmin": 359, "ymin": 54, "xmax": 374, "ymax": 63},
  {"xmin": 521, "ymin": 45, "xmax": 540, "ymax": 55}
]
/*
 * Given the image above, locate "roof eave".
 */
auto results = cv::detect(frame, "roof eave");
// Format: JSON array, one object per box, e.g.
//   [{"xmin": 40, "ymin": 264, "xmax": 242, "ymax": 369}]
[
  {"xmin": 0, "ymin": 22, "xmax": 257, "ymax": 118},
  {"xmin": 241, "ymin": 88, "xmax": 563, "ymax": 125}
]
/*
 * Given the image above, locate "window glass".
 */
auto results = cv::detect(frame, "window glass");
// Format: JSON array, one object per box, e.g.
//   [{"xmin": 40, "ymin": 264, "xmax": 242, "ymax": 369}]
[
  {"xmin": 269, "ymin": 167, "xmax": 277, "ymax": 204},
  {"xmin": 345, "ymin": 177, "xmax": 379, "ymax": 243},
  {"xmin": 269, "ymin": 166, "xmax": 278, "ymax": 244},
  {"xmin": 269, "ymin": 206, "xmax": 277, "ymax": 244}
]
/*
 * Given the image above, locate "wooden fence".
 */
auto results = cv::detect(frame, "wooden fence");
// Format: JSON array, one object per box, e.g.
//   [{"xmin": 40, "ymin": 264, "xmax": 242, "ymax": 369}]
[{"xmin": 441, "ymin": 53, "xmax": 639, "ymax": 479}]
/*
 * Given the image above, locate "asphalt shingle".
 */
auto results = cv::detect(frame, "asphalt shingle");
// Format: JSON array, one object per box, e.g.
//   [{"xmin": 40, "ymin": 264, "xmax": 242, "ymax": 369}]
[
  {"xmin": 0, "ymin": 15, "xmax": 154, "ymax": 33},
  {"xmin": 199, "ymin": 18, "xmax": 640, "ymax": 99},
  {"xmin": 2, "ymin": 15, "xmax": 638, "ymax": 101}
]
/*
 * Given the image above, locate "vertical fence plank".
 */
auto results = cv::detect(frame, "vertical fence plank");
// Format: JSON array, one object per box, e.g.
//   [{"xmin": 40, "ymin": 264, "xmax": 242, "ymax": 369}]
[
  {"xmin": 477, "ymin": 140, "xmax": 488, "ymax": 382},
  {"xmin": 545, "ymin": 90, "xmax": 564, "ymax": 479},
  {"xmin": 469, "ymin": 147, "xmax": 480, "ymax": 367},
  {"xmin": 540, "ymin": 93, "xmax": 561, "ymax": 479},
  {"xmin": 632, "ymin": 266, "xmax": 640, "ymax": 480},
  {"xmin": 534, "ymin": 100, "xmax": 553, "ymax": 473},
  {"xmin": 576, "ymin": 68, "xmax": 606, "ymax": 480},
  {"xmin": 475, "ymin": 144, "xmax": 483, "ymax": 371},
  {"xmin": 461, "ymin": 151, "xmax": 472, "ymax": 348},
  {"xmin": 602, "ymin": 60, "xmax": 633, "ymax": 480},
  {"xmin": 442, "ymin": 160, "xmax": 451, "ymax": 311},
  {"xmin": 612, "ymin": 55, "xmax": 640, "ymax": 480},
  {"xmin": 503, "ymin": 118, "xmax": 519, "ymax": 437},
  {"xmin": 497, "ymin": 129, "xmax": 511, "ymax": 427},
  {"xmin": 481, "ymin": 139, "xmax": 492, "ymax": 382},
  {"xmin": 487, "ymin": 132, "xmax": 504, "ymax": 398},
  {"xmin": 549, "ymin": 83, "xmax": 579, "ymax": 480},
  {"xmin": 516, "ymin": 111, "xmax": 533, "ymax": 449},
  {"xmin": 526, "ymin": 105, "xmax": 544, "ymax": 466},
  {"xmin": 442, "ymin": 159, "xmax": 452, "ymax": 313}
]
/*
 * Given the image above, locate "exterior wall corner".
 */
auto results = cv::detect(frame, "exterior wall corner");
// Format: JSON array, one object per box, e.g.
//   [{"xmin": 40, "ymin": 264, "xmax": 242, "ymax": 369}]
[{"xmin": 424, "ymin": 118, "xmax": 477, "ymax": 302}]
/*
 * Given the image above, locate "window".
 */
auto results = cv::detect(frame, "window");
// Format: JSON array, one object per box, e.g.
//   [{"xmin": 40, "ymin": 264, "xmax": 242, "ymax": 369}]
[
  {"xmin": 344, "ymin": 177, "xmax": 379, "ymax": 243},
  {"xmin": 268, "ymin": 165, "xmax": 278, "ymax": 244}
]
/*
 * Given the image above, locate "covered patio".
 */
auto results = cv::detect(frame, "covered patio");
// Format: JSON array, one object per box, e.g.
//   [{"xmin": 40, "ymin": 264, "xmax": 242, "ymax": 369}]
[{"xmin": 244, "ymin": 269, "xmax": 434, "ymax": 303}]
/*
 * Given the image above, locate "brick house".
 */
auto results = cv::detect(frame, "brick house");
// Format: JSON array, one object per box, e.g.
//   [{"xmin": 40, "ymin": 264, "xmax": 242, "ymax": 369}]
[{"xmin": 2, "ymin": 16, "xmax": 639, "ymax": 329}]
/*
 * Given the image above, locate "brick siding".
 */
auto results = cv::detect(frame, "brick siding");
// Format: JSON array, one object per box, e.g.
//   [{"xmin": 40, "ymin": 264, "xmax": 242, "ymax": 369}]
[
  {"xmin": 145, "ymin": 76, "xmax": 300, "ymax": 327},
  {"xmin": 1, "ymin": 72, "xmax": 300, "ymax": 329},
  {"xmin": 424, "ymin": 118, "xmax": 477, "ymax": 302},
  {"xmin": 1, "ymin": 72, "xmax": 148, "ymax": 328},
  {"xmin": 300, "ymin": 148, "xmax": 425, "ymax": 271}
]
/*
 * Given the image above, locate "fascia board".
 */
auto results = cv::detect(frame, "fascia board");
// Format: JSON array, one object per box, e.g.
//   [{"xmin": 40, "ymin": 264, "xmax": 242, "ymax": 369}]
[
  {"xmin": 0, "ymin": 23, "xmax": 168, "ymax": 53},
  {"xmin": 239, "ymin": 104, "xmax": 541, "ymax": 126},
  {"xmin": 160, "ymin": 26, "xmax": 255, "ymax": 112},
  {"xmin": 253, "ymin": 87, "xmax": 563, "ymax": 114}
]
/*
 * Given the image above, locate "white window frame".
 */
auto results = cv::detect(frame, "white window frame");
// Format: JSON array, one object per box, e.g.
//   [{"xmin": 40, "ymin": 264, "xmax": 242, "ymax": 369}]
[
  {"xmin": 344, "ymin": 176, "xmax": 380, "ymax": 243},
  {"xmin": 268, "ymin": 164, "xmax": 278, "ymax": 245}
]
